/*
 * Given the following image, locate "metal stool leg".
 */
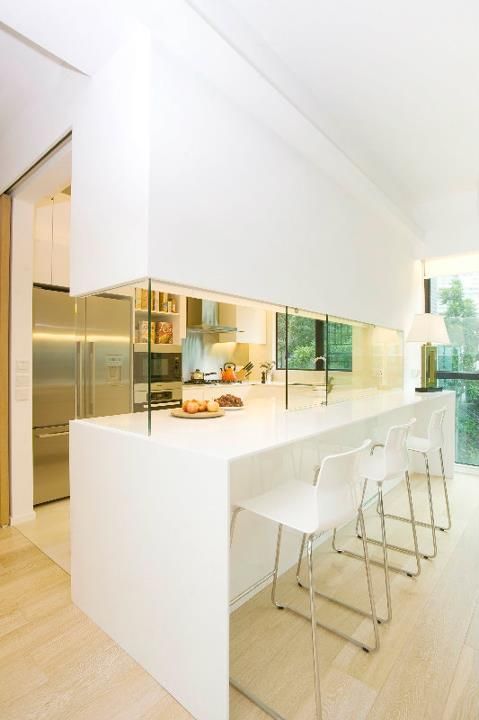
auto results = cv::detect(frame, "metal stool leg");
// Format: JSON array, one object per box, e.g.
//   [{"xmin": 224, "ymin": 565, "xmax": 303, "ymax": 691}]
[
  {"xmin": 271, "ymin": 524, "xmax": 284, "ymax": 608},
  {"xmin": 440, "ymin": 448, "xmax": 452, "ymax": 531},
  {"xmin": 384, "ymin": 447, "xmax": 451, "ymax": 534},
  {"xmin": 360, "ymin": 471, "xmax": 422, "ymax": 575},
  {"xmin": 357, "ymin": 508, "xmax": 380, "ymax": 648},
  {"xmin": 298, "ymin": 520, "xmax": 382, "ymax": 640},
  {"xmin": 338, "ymin": 472, "xmax": 421, "ymax": 578},
  {"xmin": 232, "ymin": 525, "xmax": 323, "ymax": 720},
  {"xmin": 424, "ymin": 455, "xmax": 438, "ymax": 559},
  {"xmin": 332, "ymin": 482, "xmax": 392, "ymax": 622},
  {"xmin": 355, "ymin": 478, "xmax": 369, "ymax": 536},
  {"xmin": 404, "ymin": 470, "xmax": 422, "ymax": 575},
  {"xmin": 377, "ymin": 484, "xmax": 392, "ymax": 621}
]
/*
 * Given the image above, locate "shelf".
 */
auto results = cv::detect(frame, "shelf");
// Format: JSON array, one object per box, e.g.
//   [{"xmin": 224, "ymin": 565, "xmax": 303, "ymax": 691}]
[{"xmin": 135, "ymin": 309, "xmax": 180, "ymax": 316}]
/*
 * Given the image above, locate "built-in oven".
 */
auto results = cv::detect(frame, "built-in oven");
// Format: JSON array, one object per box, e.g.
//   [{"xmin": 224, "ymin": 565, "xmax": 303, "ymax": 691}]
[
  {"xmin": 133, "ymin": 382, "xmax": 182, "ymax": 412},
  {"xmin": 133, "ymin": 346, "xmax": 182, "ymax": 412},
  {"xmin": 134, "ymin": 345, "xmax": 182, "ymax": 384}
]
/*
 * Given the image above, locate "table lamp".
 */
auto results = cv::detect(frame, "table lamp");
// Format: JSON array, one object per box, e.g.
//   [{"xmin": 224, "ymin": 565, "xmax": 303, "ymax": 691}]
[{"xmin": 407, "ymin": 313, "xmax": 450, "ymax": 392}]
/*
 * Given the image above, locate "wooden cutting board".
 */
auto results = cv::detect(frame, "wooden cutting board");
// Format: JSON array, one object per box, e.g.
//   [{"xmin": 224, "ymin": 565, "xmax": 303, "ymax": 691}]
[{"xmin": 170, "ymin": 409, "xmax": 225, "ymax": 419}]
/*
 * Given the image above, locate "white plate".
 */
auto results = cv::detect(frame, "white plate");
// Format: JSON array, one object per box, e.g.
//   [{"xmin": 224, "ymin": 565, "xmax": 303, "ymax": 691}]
[{"xmin": 222, "ymin": 405, "xmax": 244, "ymax": 411}]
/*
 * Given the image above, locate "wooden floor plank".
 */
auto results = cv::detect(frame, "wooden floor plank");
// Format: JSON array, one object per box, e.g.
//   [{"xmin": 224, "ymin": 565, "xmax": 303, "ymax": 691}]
[
  {"xmin": 2, "ymin": 473, "xmax": 479, "ymax": 720},
  {"xmin": 366, "ymin": 508, "xmax": 479, "ymax": 720},
  {"xmin": 442, "ymin": 646, "xmax": 479, "ymax": 720}
]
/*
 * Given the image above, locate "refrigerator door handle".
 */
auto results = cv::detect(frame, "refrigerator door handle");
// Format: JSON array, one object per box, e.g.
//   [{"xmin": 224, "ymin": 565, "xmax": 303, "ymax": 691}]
[
  {"xmin": 87, "ymin": 341, "xmax": 96, "ymax": 416},
  {"xmin": 75, "ymin": 340, "xmax": 83, "ymax": 418},
  {"xmin": 35, "ymin": 430, "xmax": 70, "ymax": 439}
]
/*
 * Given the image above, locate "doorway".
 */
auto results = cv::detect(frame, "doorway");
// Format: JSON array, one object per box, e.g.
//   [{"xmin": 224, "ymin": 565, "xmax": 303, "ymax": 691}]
[{"xmin": 8, "ymin": 140, "xmax": 72, "ymax": 567}]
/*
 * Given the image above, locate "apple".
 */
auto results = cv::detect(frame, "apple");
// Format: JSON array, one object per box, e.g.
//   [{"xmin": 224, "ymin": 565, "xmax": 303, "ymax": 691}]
[
  {"xmin": 197, "ymin": 400, "xmax": 207, "ymax": 412},
  {"xmin": 185, "ymin": 400, "xmax": 199, "ymax": 414},
  {"xmin": 207, "ymin": 400, "xmax": 220, "ymax": 413}
]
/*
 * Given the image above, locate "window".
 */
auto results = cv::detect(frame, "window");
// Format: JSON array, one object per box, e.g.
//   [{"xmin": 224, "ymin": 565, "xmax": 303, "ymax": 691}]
[
  {"xmin": 276, "ymin": 313, "xmax": 352, "ymax": 371},
  {"xmin": 429, "ymin": 274, "xmax": 479, "ymax": 466},
  {"xmin": 328, "ymin": 322, "xmax": 353, "ymax": 371}
]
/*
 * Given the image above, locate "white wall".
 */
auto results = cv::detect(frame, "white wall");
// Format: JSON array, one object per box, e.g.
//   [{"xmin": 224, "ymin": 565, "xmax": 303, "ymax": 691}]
[
  {"xmin": 71, "ymin": 16, "xmax": 421, "ymax": 332},
  {"xmin": 148, "ymin": 37, "xmax": 420, "ymax": 331},
  {"xmin": 414, "ymin": 190, "xmax": 479, "ymax": 259},
  {"xmin": 9, "ymin": 198, "xmax": 35, "ymax": 524},
  {"xmin": 70, "ymin": 27, "xmax": 151, "ymax": 296},
  {"xmin": 0, "ymin": 69, "xmax": 84, "ymax": 194}
]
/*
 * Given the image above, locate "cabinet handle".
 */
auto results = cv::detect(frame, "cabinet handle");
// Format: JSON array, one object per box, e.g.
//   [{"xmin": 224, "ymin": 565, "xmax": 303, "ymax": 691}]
[{"xmin": 35, "ymin": 430, "xmax": 70, "ymax": 439}]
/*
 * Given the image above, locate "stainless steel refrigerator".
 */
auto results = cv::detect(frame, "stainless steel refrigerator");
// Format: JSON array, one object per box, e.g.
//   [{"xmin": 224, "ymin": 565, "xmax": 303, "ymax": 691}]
[{"xmin": 32, "ymin": 286, "xmax": 132, "ymax": 505}]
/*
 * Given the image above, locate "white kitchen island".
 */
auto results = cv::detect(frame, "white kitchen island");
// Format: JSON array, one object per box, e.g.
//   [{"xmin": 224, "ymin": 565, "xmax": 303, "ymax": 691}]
[{"xmin": 70, "ymin": 390, "xmax": 455, "ymax": 720}]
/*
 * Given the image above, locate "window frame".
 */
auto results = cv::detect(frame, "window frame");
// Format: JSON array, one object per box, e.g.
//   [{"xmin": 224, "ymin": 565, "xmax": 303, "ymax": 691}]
[{"xmin": 275, "ymin": 313, "xmax": 352, "ymax": 372}]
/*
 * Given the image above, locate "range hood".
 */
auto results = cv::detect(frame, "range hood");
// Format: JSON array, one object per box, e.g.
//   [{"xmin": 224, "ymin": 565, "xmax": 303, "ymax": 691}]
[{"xmin": 187, "ymin": 298, "xmax": 240, "ymax": 334}]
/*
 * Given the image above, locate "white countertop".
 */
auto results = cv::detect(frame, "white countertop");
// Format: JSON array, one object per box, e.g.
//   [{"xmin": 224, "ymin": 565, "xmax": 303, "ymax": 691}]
[{"xmin": 73, "ymin": 390, "xmax": 454, "ymax": 461}]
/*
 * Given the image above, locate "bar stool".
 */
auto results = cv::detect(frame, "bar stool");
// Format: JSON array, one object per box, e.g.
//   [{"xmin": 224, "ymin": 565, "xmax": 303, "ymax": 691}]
[
  {"xmin": 382, "ymin": 406, "xmax": 449, "ymax": 561},
  {"xmin": 332, "ymin": 420, "xmax": 421, "ymax": 623},
  {"xmin": 229, "ymin": 440, "xmax": 377, "ymax": 720}
]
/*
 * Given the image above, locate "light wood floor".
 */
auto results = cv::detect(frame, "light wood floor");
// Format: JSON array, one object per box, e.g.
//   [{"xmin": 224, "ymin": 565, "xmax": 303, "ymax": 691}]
[
  {"xmin": 16, "ymin": 498, "xmax": 70, "ymax": 573},
  {"xmin": 1, "ymin": 472, "xmax": 479, "ymax": 719}
]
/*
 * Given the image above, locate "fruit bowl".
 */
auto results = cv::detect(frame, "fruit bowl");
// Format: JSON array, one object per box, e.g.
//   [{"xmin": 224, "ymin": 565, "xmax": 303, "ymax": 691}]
[{"xmin": 171, "ymin": 408, "xmax": 225, "ymax": 419}]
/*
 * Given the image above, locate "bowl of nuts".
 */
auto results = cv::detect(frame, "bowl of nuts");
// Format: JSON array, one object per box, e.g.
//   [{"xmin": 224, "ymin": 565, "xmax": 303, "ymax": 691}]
[{"xmin": 215, "ymin": 394, "xmax": 244, "ymax": 410}]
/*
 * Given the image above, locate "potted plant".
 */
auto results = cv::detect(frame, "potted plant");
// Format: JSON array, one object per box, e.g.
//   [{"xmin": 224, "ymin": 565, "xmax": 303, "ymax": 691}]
[{"xmin": 260, "ymin": 361, "xmax": 275, "ymax": 384}]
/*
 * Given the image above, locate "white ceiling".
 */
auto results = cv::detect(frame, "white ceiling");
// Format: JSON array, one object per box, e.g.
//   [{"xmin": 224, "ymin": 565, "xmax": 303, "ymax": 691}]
[
  {"xmin": 1, "ymin": 0, "xmax": 479, "ymax": 248},
  {"xmin": 0, "ymin": 25, "xmax": 67, "ymax": 137},
  {"xmin": 219, "ymin": 0, "xmax": 479, "ymax": 227}
]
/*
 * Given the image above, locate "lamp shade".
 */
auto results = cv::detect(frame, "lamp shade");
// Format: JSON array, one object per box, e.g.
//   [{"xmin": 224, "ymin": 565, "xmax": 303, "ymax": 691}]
[{"xmin": 406, "ymin": 313, "xmax": 450, "ymax": 344}]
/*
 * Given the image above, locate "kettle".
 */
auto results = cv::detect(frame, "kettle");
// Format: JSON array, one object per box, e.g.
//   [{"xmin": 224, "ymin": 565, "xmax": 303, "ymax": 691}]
[{"xmin": 221, "ymin": 362, "xmax": 237, "ymax": 382}]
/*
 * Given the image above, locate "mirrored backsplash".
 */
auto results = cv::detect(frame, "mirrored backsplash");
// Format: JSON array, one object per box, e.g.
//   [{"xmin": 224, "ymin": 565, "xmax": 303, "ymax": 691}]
[{"xmin": 73, "ymin": 278, "xmax": 404, "ymax": 432}]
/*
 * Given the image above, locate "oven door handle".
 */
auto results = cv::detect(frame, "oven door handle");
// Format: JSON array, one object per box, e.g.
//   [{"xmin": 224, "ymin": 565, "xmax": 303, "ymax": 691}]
[{"xmin": 143, "ymin": 401, "xmax": 180, "ymax": 409}]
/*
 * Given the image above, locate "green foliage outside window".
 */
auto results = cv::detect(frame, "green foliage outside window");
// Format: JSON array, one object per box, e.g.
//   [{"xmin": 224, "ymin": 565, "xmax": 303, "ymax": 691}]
[
  {"xmin": 276, "ymin": 314, "xmax": 316, "ymax": 369},
  {"xmin": 328, "ymin": 322, "xmax": 353, "ymax": 371},
  {"xmin": 276, "ymin": 314, "xmax": 352, "ymax": 371},
  {"xmin": 435, "ymin": 277, "xmax": 479, "ymax": 465}
]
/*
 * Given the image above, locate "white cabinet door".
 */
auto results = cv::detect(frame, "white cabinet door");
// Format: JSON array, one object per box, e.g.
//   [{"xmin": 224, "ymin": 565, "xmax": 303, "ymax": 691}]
[
  {"xmin": 237, "ymin": 307, "xmax": 267, "ymax": 344},
  {"xmin": 218, "ymin": 305, "xmax": 267, "ymax": 344},
  {"xmin": 33, "ymin": 201, "xmax": 53, "ymax": 284},
  {"xmin": 51, "ymin": 193, "xmax": 70, "ymax": 287},
  {"xmin": 33, "ymin": 194, "xmax": 71, "ymax": 287}
]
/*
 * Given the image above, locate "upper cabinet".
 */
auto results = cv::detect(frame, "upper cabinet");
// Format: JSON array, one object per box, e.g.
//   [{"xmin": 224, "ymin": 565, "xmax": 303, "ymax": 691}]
[
  {"xmin": 33, "ymin": 192, "xmax": 70, "ymax": 287},
  {"xmin": 218, "ymin": 304, "xmax": 267, "ymax": 344}
]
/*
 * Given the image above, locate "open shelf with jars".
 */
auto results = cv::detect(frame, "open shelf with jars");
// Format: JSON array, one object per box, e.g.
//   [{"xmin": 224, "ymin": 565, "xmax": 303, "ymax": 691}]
[{"xmin": 133, "ymin": 284, "xmax": 186, "ymax": 348}]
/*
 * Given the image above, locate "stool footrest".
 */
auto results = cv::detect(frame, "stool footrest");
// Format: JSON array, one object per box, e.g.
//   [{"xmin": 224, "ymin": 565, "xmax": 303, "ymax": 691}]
[
  {"xmin": 280, "ymin": 602, "xmax": 378, "ymax": 652},
  {"xmin": 383, "ymin": 511, "xmax": 447, "ymax": 532},
  {"xmin": 298, "ymin": 581, "xmax": 389, "ymax": 625},
  {"xmin": 335, "ymin": 546, "xmax": 420, "ymax": 578},
  {"xmin": 230, "ymin": 678, "xmax": 286, "ymax": 720}
]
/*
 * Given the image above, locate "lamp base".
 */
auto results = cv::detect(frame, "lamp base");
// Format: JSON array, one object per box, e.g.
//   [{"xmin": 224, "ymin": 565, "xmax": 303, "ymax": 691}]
[{"xmin": 415, "ymin": 386, "xmax": 443, "ymax": 393}]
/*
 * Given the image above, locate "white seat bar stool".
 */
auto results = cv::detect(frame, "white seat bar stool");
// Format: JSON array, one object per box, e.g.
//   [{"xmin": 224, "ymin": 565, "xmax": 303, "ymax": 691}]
[
  {"xmin": 332, "ymin": 420, "xmax": 421, "ymax": 623},
  {"xmin": 229, "ymin": 440, "xmax": 378, "ymax": 720},
  {"xmin": 382, "ymin": 407, "xmax": 449, "ymax": 560}
]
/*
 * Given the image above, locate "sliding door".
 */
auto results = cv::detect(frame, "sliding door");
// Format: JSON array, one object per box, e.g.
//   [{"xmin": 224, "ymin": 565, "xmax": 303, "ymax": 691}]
[
  {"xmin": 429, "ymin": 274, "xmax": 479, "ymax": 466},
  {"xmin": 0, "ymin": 195, "xmax": 11, "ymax": 525}
]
